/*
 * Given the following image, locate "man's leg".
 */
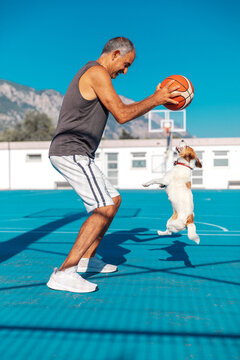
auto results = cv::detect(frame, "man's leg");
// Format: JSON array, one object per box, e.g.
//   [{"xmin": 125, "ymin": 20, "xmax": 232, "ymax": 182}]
[
  {"xmin": 59, "ymin": 195, "xmax": 121, "ymax": 271},
  {"xmin": 82, "ymin": 195, "xmax": 121, "ymax": 258}
]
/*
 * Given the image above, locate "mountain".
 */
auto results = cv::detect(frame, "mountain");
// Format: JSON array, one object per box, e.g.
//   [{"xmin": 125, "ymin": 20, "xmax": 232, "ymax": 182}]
[
  {"xmin": 0, "ymin": 79, "xmax": 190, "ymax": 139},
  {"xmin": 106, "ymin": 96, "xmax": 152, "ymax": 139},
  {"xmin": 0, "ymin": 80, "xmax": 63, "ymax": 130}
]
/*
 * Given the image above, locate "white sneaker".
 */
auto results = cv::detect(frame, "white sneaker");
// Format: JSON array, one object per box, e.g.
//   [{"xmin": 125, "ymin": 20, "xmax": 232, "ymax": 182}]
[
  {"xmin": 77, "ymin": 256, "xmax": 118, "ymax": 273},
  {"xmin": 47, "ymin": 267, "xmax": 98, "ymax": 293}
]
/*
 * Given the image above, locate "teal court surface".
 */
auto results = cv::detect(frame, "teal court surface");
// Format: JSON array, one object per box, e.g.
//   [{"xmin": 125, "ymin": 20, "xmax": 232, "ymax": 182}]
[{"xmin": 0, "ymin": 189, "xmax": 239, "ymax": 360}]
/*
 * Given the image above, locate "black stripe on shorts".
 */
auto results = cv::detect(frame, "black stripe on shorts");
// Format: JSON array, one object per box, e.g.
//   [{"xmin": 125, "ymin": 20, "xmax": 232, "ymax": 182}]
[
  {"xmin": 88, "ymin": 163, "xmax": 106, "ymax": 207},
  {"xmin": 73, "ymin": 155, "xmax": 100, "ymax": 208}
]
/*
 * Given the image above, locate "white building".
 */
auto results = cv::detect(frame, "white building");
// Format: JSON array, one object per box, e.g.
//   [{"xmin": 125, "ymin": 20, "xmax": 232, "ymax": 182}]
[{"xmin": 0, "ymin": 138, "xmax": 240, "ymax": 190}]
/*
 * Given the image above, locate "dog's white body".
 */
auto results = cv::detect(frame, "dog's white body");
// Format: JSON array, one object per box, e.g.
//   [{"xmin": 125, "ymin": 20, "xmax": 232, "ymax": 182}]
[{"xmin": 143, "ymin": 142, "xmax": 201, "ymax": 244}]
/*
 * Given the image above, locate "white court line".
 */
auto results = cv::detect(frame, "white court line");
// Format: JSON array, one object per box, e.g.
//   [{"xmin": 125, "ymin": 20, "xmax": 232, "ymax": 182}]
[
  {"xmin": 136, "ymin": 216, "xmax": 169, "ymax": 219},
  {"xmin": 136, "ymin": 215, "xmax": 239, "ymax": 219},
  {"xmin": 0, "ymin": 227, "xmax": 240, "ymax": 236},
  {"xmin": 195, "ymin": 221, "xmax": 229, "ymax": 232},
  {"xmin": 0, "ymin": 230, "xmax": 239, "ymax": 237},
  {"xmin": 193, "ymin": 234, "xmax": 240, "ymax": 236},
  {"xmin": 0, "ymin": 230, "xmax": 78, "ymax": 234},
  {"xmin": 134, "ymin": 218, "xmax": 230, "ymax": 232},
  {"xmin": 0, "ymin": 190, "xmax": 59, "ymax": 201},
  {"xmin": 136, "ymin": 218, "xmax": 229, "ymax": 232}
]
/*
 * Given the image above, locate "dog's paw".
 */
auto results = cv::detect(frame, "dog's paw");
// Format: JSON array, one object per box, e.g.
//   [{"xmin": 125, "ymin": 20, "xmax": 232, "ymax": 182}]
[
  {"xmin": 193, "ymin": 235, "xmax": 200, "ymax": 245},
  {"xmin": 188, "ymin": 233, "xmax": 200, "ymax": 245},
  {"xmin": 142, "ymin": 182, "xmax": 151, "ymax": 187},
  {"xmin": 187, "ymin": 224, "xmax": 200, "ymax": 244},
  {"xmin": 157, "ymin": 230, "xmax": 172, "ymax": 236}
]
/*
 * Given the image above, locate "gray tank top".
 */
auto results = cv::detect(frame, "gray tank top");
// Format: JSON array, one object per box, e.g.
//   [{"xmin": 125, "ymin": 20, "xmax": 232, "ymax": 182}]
[{"xmin": 49, "ymin": 61, "xmax": 109, "ymax": 158}]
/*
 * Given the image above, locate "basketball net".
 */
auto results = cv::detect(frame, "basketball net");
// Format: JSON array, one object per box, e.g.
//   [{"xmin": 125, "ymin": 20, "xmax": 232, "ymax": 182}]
[
  {"xmin": 163, "ymin": 125, "xmax": 171, "ymax": 137},
  {"xmin": 163, "ymin": 125, "xmax": 172, "ymax": 149}
]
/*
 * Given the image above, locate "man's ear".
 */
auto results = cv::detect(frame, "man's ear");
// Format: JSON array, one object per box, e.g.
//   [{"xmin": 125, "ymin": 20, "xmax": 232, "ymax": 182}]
[{"xmin": 112, "ymin": 50, "xmax": 121, "ymax": 60}]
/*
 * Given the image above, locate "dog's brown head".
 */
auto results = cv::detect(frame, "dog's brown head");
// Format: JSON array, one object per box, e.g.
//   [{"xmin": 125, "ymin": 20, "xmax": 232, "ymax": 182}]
[
  {"xmin": 176, "ymin": 140, "xmax": 202, "ymax": 168},
  {"xmin": 179, "ymin": 146, "xmax": 202, "ymax": 168}
]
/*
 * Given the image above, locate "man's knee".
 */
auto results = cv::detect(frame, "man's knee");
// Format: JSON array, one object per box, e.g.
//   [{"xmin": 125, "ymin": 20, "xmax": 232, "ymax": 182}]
[
  {"xmin": 93, "ymin": 204, "xmax": 116, "ymax": 220},
  {"xmin": 113, "ymin": 195, "xmax": 121, "ymax": 210},
  {"xmin": 93, "ymin": 195, "xmax": 121, "ymax": 220}
]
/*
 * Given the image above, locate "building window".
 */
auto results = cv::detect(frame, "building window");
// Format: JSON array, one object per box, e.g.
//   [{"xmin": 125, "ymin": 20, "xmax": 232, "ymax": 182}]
[
  {"xmin": 213, "ymin": 151, "xmax": 229, "ymax": 167},
  {"xmin": 214, "ymin": 159, "xmax": 228, "ymax": 166},
  {"xmin": 26, "ymin": 154, "xmax": 42, "ymax": 162},
  {"xmin": 192, "ymin": 169, "xmax": 203, "ymax": 177},
  {"xmin": 191, "ymin": 151, "xmax": 204, "ymax": 186},
  {"xmin": 192, "ymin": 171, "xmax": 203, "ymax": 185},
  {"xmin": 214, "ymin": 151, "xmax": 228, "ymax": 156},
  {"xmin": 132, "ymin": 152, "xmax": 146, "ymax": 168},
  {"xmin": 106, "ymin": 153, "xmax": 118, "ymax": 186},
  {"xmin": 196, "ymin": 151, "xmax": 204, "ymax": 161},
  {"xmin": 192, "ymin": 178, "xmax": 203, "ymax": 185}
]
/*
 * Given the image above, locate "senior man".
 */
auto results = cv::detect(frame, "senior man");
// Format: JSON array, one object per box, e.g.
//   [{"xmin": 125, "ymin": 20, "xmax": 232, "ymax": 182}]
[{"xmin": 47, "ymin": 37, "xmax": 180, "ymax": 293}]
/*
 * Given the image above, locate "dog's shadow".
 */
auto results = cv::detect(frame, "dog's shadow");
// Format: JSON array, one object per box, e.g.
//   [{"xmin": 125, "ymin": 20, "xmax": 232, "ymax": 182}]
[
  {"xmin": 96, "ymin": 228, "xmax": 156, "ymax": 265},
  {"xmin": 150, "ymin": 240, "xmax": 195, "ymax": 268}
]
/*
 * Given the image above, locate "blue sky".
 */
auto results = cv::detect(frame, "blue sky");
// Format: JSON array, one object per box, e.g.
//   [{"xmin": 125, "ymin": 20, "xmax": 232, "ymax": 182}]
[{"xmin": 1, "ymin": 0, "xmax": 240, "ymax": 137}]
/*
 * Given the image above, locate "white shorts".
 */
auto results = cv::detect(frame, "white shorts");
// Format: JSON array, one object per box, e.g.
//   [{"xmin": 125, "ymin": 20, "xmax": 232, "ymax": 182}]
[{"xmin": 50, "ymin": 155, "xmax": 120, "ymax": 213}]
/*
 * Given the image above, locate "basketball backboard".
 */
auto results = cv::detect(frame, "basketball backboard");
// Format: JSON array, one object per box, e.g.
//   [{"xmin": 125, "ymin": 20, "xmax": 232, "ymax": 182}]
[{"xmin": 148, "ymin": 109, "xmax": 186, "ymax": 133}]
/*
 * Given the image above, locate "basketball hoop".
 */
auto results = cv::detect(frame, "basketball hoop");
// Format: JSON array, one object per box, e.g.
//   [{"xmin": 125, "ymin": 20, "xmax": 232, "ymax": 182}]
[
  {"xmin": 148, "ymin": 110, "xmax": 186, "ymax": 134},
  {"xmin": 147, "ymin": 110, "xmax": 186, "ymax": 172}
]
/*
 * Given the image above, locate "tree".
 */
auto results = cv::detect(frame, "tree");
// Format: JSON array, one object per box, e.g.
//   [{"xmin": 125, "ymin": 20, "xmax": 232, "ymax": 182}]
[
  {"xmin": 172, "ymin": 133, "xmax": 182, "ymax": 139},
  {"xmin": 119, "ymin": 128, "xmax": 139, "ymax": 140},
  {"xmin": 0, "ymin": 111, "xmax": 56, "ymax": 141}
]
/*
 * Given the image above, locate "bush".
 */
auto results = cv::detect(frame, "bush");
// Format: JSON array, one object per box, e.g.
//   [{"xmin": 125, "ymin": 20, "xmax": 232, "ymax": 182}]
[{"xmin": 0, "ymin": 111, "xmax": 56, "ymax": 141}]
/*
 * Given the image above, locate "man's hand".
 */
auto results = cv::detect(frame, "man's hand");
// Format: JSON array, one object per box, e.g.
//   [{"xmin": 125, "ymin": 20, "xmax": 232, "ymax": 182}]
[{"xmin": 153, "ymin": 80, "xmax": 181, "ymax": 106}]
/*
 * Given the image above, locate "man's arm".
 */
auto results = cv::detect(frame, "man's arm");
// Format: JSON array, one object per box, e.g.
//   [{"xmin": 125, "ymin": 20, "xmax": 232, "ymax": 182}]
[{"xmin": 87, "ymin": 66, "xmax": 180, "ymax": 124}]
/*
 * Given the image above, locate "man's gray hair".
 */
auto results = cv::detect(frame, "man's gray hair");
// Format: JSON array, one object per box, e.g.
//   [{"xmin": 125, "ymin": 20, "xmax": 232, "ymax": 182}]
[{"xmin": 102, "ymin": 37, "xmax": 135, "ymax": 56}]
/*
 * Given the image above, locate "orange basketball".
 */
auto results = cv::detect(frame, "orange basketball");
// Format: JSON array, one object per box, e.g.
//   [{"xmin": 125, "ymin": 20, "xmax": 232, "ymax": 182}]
[{"xmin": 160, "ymin": 75, "xmax": 194, "ymax": 111}]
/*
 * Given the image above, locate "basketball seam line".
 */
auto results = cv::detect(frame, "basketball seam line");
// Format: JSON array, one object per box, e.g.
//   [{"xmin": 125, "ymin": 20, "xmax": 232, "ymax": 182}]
[
  {"xmin": 167, "ymin": 77, "xmax": 188, "ymax": 91},
  {"xmin": 167, "ymin": 92, "xmax": 192, "ymax": 106}
]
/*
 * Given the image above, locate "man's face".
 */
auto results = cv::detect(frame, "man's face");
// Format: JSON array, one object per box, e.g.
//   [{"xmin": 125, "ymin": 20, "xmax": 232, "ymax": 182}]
[{"xmin": 110, "ymin": 50, "xmax": 135, "ymax": 79}]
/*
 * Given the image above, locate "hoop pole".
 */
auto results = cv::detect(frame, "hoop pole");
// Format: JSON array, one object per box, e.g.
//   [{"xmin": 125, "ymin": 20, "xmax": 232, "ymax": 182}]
[{"xmin": 166, "ymin": 129, "xmax": 172, "ymax": 150}]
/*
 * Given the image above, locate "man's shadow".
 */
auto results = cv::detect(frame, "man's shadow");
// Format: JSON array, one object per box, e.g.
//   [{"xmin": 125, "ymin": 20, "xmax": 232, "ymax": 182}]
[
  {"xmin": 150, "ymin": 240, "xmax": 195, "ymax": 268},
  {"xmin": 97, "ymin": 228, "xmax": 159, "ymax": 266}
]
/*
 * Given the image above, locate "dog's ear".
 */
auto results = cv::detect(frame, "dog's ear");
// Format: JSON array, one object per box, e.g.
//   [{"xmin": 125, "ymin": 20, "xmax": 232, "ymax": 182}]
[{"xmin": 195, "ymin": 158, "xmax": 202, "ymax": 168}]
